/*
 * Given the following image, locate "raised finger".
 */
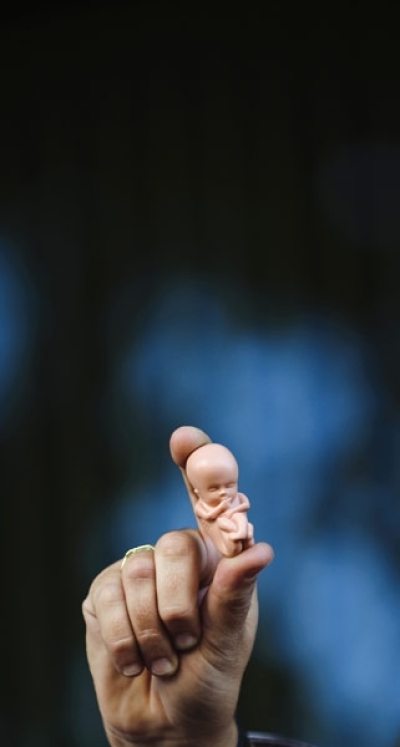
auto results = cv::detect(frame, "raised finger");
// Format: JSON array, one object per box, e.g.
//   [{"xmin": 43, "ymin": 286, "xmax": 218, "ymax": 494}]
[{"xmin": 169, "ymin": 425, "xmax": 211, "ymax": 514}]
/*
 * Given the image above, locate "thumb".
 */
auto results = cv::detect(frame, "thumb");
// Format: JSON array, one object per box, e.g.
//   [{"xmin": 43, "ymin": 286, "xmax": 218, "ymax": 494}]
[{"xmin": 200, "ymin": 542, "xmax": 274, "ymax": 673}]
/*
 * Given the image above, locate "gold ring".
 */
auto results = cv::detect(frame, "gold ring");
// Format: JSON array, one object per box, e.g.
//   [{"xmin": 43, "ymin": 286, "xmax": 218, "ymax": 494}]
[{"xmin": 121, "ymin": 544, "xmax": 155, "ymax": 569}]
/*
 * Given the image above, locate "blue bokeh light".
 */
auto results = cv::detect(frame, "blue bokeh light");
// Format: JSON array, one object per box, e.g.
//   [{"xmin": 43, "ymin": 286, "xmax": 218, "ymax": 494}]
[
  {"xmin": 107, "ymin": 276, "xmax": 399, "ymax": 747},
  {"xmin": 0, "ymin": 241, "xmax": 35, "ymax": 425}
]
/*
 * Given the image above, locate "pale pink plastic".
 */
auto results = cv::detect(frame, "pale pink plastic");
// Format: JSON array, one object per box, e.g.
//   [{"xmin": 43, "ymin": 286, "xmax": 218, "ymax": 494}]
[{"xmin": 186, "ymin": 443, "xmax": 254, "ymax": 556}]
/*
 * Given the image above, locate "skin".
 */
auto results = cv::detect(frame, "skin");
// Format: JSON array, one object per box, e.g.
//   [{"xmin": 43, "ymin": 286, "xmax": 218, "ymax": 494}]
[{"xmin": 82, "ymin": 425, "xmax": 274, "ymax": 747}]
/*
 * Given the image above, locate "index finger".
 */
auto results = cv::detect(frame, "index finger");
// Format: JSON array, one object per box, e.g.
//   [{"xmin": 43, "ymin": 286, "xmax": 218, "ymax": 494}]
[{"xmin": 169, "ymin": 425, "xmax": 211, "ymax": 515}]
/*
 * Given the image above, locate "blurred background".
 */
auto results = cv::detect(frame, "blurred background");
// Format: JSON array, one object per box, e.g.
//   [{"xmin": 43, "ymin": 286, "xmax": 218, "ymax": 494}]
[{"xmin": 1, "ymin": 3, "xmax": 400, "ymax": 746}]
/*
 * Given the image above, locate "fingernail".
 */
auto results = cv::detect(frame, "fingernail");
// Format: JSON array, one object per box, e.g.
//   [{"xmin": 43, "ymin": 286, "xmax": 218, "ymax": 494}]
[
  {"xmin": 151, "ymin": 657, "xmax": 178, "ymax": 676},
  {"xmin": 174, "ymin": 633, "xmax": 198, "ymax": 650},
  {"xmin": 122, "ymin": 663, "xmax": 143, "ymax": 677}
]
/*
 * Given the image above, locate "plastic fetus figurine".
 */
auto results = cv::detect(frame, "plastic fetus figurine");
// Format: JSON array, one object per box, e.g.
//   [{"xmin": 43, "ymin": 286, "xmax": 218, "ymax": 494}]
[{"xmin": 186, "ymin": 442, "xmax": 254, "ymax": 557}]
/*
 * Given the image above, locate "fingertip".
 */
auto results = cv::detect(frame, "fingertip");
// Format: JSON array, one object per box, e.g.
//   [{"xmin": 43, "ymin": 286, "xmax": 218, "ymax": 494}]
[
  {"xmin": 243, "ymin": 541, "xmax": 275, "ymax": 571},
  {"xmin": 169, "ymin": 425, "xmax": 211, "ymax": 467},
  {"xmin": 216, "ymin": 541, "xmax": 275, "ymax": 587},
  {"xmin": 258, "ymin": 541, "xmax": 275, "ymax": 565}
]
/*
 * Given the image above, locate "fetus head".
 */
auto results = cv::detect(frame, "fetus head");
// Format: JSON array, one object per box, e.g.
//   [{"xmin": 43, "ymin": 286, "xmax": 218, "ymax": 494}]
[{"xmin": 186, "ymin": 443, "xmax": 239, "ymax": 506}]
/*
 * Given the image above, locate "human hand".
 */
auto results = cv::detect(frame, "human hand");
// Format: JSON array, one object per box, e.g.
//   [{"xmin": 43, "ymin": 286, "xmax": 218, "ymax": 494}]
[{"xmin": 82, "ymin": 425, "xmax": 274, "ymax": 747}]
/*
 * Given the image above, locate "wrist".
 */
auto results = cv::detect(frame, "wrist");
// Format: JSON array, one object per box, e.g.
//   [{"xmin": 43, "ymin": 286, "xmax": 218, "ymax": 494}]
[{"xmin": 105, "ymin": 719, "xmax": 238, "ymax": 747}]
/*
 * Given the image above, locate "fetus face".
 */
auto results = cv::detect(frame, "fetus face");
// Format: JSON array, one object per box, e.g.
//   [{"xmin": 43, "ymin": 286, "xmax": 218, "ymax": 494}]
[{"xmin": 186, "ymin": 443, "xmax": 239, "ymax": 506}]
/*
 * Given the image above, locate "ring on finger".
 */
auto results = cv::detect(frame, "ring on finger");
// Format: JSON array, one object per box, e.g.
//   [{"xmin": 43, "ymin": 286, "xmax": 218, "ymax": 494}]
[{"xmin": 121, "ymin": 544, "xmax": 155, "ymax": 569}]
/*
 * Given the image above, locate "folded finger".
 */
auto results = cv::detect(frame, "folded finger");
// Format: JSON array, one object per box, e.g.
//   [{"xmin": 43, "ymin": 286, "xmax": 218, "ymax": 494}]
[
  {"xmin": 155, "ymin": 530, "xmax": 203, "ymax": 650},
  {"xmin": 84, "ymin": 562, "xmax": 144, "ymax": 677},
  {"xmin": 121, "ymin": 548, "xmax": 179, "ymax": 677}
]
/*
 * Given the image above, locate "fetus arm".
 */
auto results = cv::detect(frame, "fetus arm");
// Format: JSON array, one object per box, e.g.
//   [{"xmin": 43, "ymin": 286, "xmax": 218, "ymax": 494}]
[
  {"xmin": 224, "ymin": 492, "xmax": 250, "ymax": 518},
  {"xmin": 194, "ymin": 498, "xmax": 227, "ymax": 521}
]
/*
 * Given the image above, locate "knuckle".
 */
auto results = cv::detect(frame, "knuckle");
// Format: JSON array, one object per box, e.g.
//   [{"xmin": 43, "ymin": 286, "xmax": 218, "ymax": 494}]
[
  {"xmin": 108, "ymin": 634, "xmax": 143, "ymax": 675},
  {"xmin": 157, "ymin": 531, "xmax": 193, "ymax": 558},
  {"xmin": 162, "ymin": 603, "xmax": 197, "ymax": 625},
  {"xmin": 81, "ymin": 597, "xmax": 91, "ymax": 616},
  {"xmin": 123, "ymin": 556, "xmax": 155, "ymax": 581},
  {"xmin": 94, "ymin": 580, "xmax": 123, "ymax": 609},
  {"xmin": 135, "ymin": 627, "xmax": 162, "ymax": 646},
  {"xmin": 108, "ymin": 634, "xmax": 135, "ymax": 658}
]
